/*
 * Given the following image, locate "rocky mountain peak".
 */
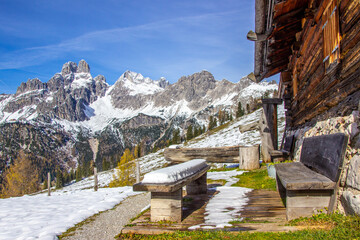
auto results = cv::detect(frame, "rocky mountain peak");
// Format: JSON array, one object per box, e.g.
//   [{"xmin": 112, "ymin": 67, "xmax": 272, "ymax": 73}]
[
  {"xmin": 77, "ymin": 60, "xmax": 90, "ymax": 73},
  {"xmin": 121, "ymin": 71, "xmax": 150, "ymax": 84},
  {"xmin": 61, "ymin": 61, "xmax": 78, "ymax": 76},
  {"xmin": 15, "ymin": 78, "xmax": 46, "ymax": 96},
  {"xmin": 155, "ymin": 77, "xmax": 170, "ymax": 88}
]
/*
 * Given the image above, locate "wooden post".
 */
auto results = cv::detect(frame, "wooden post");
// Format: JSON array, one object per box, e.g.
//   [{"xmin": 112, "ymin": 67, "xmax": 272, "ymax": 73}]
[
  {"xmin": 150, "ymin": 189, "xmax": 182, "ymax": 222},
  {"xmin": 260, "ymin": 98, "xmax": 283, "ymax": 162},
  {"xmin": 47, "ymin": 172, "xmax": 51, "ymax": 196},
  {"xmin": 94, "ymin": 167, "xmax": 98, "ymax": 192},
  {"xmin": 186, "ymin": 173, "xmax": 207, "ymax": 195},
  {"xmin": 136, "ymin": 160, "xmax": 140, "ymax": 183},
  {"xmin": 239, "ymin": 145, "xmax": 260, "ymax": 170}
]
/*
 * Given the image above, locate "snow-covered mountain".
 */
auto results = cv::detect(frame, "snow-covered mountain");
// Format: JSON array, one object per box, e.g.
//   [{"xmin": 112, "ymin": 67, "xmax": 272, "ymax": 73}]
[{"xmin": 0, "ymin": 60, "xmax": 278, "ymax": 178}]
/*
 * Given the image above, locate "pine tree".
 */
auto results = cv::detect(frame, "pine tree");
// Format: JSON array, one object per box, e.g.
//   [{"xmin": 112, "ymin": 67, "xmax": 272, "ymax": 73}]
[
  {"xmin": 236, "ymin": 102, "xmax": 245, "ymax": 118},
  {"xmin": 208, "ymin": 116, "xmax": 213, "ymax": 130},
  {"xmin": 186, "ymin": 125, "xmax": 194, "ymax": 141},
  {"xmin": 55, "ymin": 169, "xmax": 64, "ymax": 189},
  {"xmin": 134, "ymin": 143, "xmax": 141, "ymax": 159},
  {"xmin": 246, "ymin": 103, "xmax": 250, "ymax": 113},
  {"xmin": 43, "ymin": 177, "xmax": 48, "ymax": 190},
  {"xmin": 0, "ymin": 152, "xmax": 40, "ymax": 198},
  {"xmin": 172, "ymin": 129, "xmax": 180, "ymax": 144},
  {"xmin": 76, "ymin": 165, "xmax": 82, "ymax": 182},
  {"xmin": 63, "ymin": 171, "xmax": 70, "ymax": 185}
]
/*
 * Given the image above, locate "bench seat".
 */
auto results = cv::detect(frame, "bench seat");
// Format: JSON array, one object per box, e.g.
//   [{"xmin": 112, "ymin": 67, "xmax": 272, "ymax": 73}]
[{"xmin": 275, "ymin": 162, "xmax": 336, "ymax": 190}]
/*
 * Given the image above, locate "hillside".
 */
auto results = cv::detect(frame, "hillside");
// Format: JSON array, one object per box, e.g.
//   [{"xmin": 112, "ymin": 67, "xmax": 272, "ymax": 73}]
[{"xmin": 0, "ymin": 105, "xmax": 285, "ymax": 239}]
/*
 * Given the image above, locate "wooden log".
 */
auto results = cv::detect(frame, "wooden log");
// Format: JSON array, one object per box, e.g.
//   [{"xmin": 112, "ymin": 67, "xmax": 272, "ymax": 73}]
[
  {"xmin": 239, "ymin": 145, "xmax": 260, "ymax": 170},
  {"xmin": 164, "ymin": 146, "xmax": 241, "ymax": 163}
]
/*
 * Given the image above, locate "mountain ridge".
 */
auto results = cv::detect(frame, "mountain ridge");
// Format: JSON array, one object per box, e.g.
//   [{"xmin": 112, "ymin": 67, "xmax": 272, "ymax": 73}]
[{"xmin": 0, "ymin": 60, "xmax": 278, "ymax": 180}]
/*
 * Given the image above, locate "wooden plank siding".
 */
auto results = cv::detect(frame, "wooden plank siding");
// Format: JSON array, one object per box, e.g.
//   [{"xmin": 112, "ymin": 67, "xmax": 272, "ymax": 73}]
[{"xmin": 285, "ymin": 0, "xmax": 360, "ymax": 127}]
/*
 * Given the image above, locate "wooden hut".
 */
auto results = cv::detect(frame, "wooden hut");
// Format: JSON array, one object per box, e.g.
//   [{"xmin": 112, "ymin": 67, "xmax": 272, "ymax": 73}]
[{"xmin": 248, "ymin": 0, "xmax": 360, "ymax": 215}]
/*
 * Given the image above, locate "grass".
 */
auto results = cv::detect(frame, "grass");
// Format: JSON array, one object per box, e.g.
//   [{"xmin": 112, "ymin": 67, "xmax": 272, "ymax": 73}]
[
  {"xmin": 232, "ymin": 167, "xmax": 277, "ymax": 191},
  {"xmin": 117, "ymin": 213, "xmax": 360, "ymax": 239},
  {"xmin": 208, "ymin": 166, "xmax": 239, "ymax": 172},
  {"xmin": 207, "ymin": 179, "xmax": 227, "ymax": 186},
  {"xmin": 229, "ymin": 218, "xmax": 272, "ymax": 224}
]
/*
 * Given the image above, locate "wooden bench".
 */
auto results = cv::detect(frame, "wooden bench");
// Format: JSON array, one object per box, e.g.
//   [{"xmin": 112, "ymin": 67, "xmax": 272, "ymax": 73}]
[
  {"xmin": 270, "ymin": 135, "xmax": 295, "ymax": 162},
  {"xmin": 275, "ymin": 133, "xmax": 348, "ymax": 220},
  {"xmin": 133, "ymin": 159, "xmax": 210, "ymax": 222}
]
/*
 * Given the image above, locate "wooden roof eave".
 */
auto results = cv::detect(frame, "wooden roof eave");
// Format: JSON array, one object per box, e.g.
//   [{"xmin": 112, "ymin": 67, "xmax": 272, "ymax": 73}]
[{"xmin": 254, "ymin": 0, "xmax": 270, "ymax": 82}]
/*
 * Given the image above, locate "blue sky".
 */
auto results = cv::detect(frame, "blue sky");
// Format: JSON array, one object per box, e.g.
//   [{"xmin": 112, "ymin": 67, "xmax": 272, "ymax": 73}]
[{"xmin": 0, "ymin": 0, "xmax": 274, "ymax": 94}]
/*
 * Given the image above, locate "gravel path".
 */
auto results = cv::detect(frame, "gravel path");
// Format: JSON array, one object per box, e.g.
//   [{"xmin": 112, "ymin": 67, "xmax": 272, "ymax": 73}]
[{"xmin": 61, "ymin": 192, "xmax": 150, "ymax": 240}]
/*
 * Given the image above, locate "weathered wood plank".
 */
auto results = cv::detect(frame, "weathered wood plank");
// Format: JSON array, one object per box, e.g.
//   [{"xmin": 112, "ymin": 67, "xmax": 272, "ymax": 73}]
[
  {"xmin": 164, "ymin": 146, "xmax": 241, "ymax": 163},
  {"xmin": 300, "ymin": 133, "xmax": 348, "ymax": 182},
  {"xmin": 275, "ymin": 162, "xmax": 336, "ymax": 190}
]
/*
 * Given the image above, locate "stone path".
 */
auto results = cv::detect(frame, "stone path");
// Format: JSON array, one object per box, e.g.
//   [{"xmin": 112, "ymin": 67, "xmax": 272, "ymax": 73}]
[{"xmin": 61, "ymin": 192, "xmax": 150, "ymax": 240}]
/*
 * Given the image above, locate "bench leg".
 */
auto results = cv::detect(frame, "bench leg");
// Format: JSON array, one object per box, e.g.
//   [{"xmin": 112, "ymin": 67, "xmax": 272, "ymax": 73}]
[
  {"xmin": 150, "ymin": 189, "xmax": 182, "ymax": 222},
  {"xmin": 186, "ymin": 173, "xmax": 207, "ymax": 195},
  {"xmin": 286, "ymin": 190, "xmax": 333, "ymax": 221}
]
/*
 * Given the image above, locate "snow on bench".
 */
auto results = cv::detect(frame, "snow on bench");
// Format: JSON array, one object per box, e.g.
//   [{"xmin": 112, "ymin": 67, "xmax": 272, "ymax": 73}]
[
  {"xmin": 133, "ymin": 159, "xmax": 210, "ymax": 222},
  {"xmin": 142, "ymin": 159, "xmax": 208, "ymax": 184}
]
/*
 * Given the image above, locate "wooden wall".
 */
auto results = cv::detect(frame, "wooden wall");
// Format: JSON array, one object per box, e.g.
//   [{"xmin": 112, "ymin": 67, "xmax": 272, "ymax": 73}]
[{"xmin": 286, "ymin": 0, "xmax": 360, "ymax": 127}]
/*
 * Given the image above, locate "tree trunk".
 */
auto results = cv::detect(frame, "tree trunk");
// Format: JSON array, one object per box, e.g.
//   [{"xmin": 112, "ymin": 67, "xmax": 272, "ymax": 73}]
[{"xmin": 239, "ymin": 145, "xmax": 260, "ymax": 170}]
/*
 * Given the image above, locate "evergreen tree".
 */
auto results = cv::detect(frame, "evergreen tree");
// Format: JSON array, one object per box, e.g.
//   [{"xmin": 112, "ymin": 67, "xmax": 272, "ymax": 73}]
[
  {"xmin": 246, "ymin": 103, "xmax": 250, "ymax": 113},
  {"xmin": 63, "ymin": 171, "xmax": 70, "ymax": 185},
  {"xmin": 186, "ymin": 125, "xmax": 193, "ymax": 141},
  {"xmin": 229, "ymin": 112, "xmax": 233, "ymax": 121},
  {"xmin": 70, "ymin": 169, "xmax": 75, "ymax": 181},
  {"xmin": 43, "ymin": 177, "xmax": 48, "ymax": 190},
  {"xmin": 76, "ymin": 165, "xmax": 82, "ymax": 182},
  {"xmin": 236, "ymin": 102, "xmax": 245, "ymax": 118},
  {"xmin": 0, "ymin": 152, "xmax": 40, "ymax": 198},
  {"xmin": 172, "ymin": 129, "xmax": 180, "ymax": 144},
  {"xmin": 202, "ymin": 125, "xmax": 206, "ymax": 134},
  {"xmin": 134, "ymin": 144, "xmax": 141, "ymax": 159},
  {"xmin": 208, "ymin": 116, "xmax": 213, "ymax": 130},
  {"xmin": 193, "ymin": 126, "xmax": 200, "ymax": 138},
  {"xmin": 55, "ymin": 169, "xmax": 64, "ymax": 189}
]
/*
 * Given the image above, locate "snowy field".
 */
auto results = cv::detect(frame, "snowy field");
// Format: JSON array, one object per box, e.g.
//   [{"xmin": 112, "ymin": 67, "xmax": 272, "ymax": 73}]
[{"xmin": 0, "ymin": 187, "xmax": 139, "ymax": 240}]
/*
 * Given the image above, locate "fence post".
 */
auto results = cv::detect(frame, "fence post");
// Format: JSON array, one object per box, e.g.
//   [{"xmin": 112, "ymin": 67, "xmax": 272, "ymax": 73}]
[
  {"xmin": 94, "ymin": 167, "xmax": 98, "ymax": 191},
  {"xmin": 136, "ymin": 160, "xmax": 140, "ymax": 183},
  {"xmin": 47, "ymin": 172, "xmax": 51, "ymax": 196}
]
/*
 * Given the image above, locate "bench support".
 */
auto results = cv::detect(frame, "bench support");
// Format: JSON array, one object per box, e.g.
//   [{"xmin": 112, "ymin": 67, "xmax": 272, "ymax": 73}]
[
  {"xmin": 276, "ymin": 176, "xmax": 333, "ymax": 220},
  {"xmin": 285, "ymin": 189, "xmax": 333, "ymax": 220},
  {"xmin": 186, "ymin": 172, "xmax": 207, "ymax": 195},
  {"xmin": 150, "ymin": 189, "xmax": 183, "ymax": 222}
]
